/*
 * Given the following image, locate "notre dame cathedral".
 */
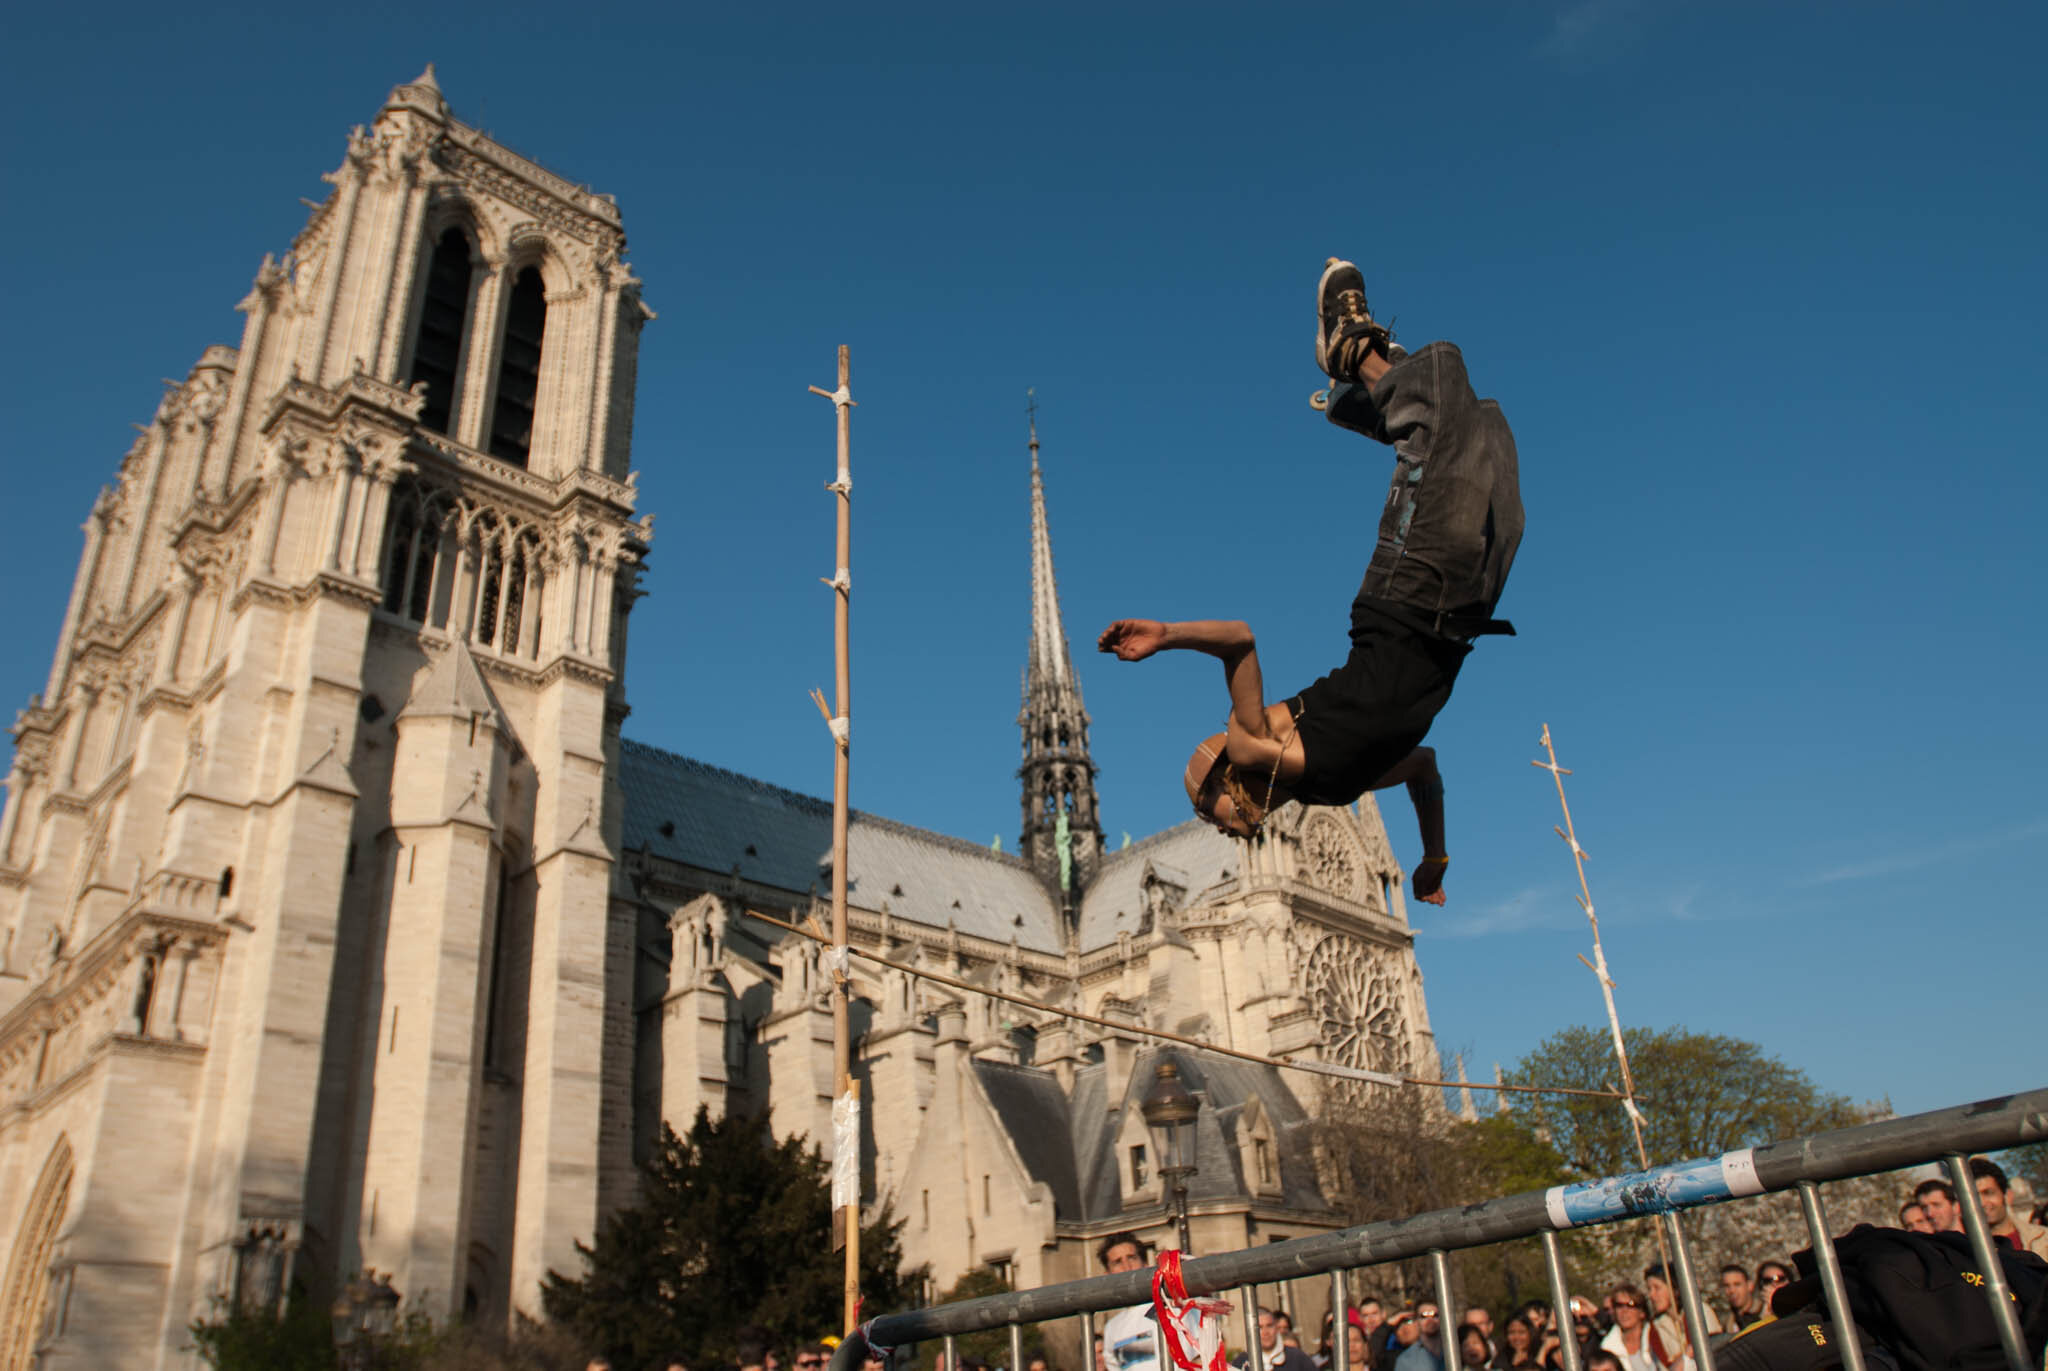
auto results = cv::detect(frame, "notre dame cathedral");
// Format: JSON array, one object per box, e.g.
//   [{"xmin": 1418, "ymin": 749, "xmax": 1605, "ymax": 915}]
[{"xmin": 0, "ymin": 70, "xmax": 1447, "ymax": 1370}]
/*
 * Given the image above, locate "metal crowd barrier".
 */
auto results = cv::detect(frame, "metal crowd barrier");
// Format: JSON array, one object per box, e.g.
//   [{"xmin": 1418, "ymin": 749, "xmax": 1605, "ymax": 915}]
[{"xmin": 859, "ymin": 1087, "xmax": 2047, "ymax": 1371}]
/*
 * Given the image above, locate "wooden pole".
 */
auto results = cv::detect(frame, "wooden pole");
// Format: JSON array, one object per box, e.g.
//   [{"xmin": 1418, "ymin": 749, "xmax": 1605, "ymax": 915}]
[
  {"xmin": 809, "ymin": 347, "xmax": 859, "ymax": 1331},
  {"xmin": 1531, "ymin": 724, "xmax": 1676, "ymax": 1280}
]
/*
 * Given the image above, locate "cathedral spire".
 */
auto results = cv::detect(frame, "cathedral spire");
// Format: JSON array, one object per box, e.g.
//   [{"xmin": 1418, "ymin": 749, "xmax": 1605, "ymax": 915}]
[
  {"xmin": 1027, "ymin": 393, "xmax": 1071, "ymax": 687},
  {"xmin": 1018, "ymin": 393, "xmax": 1103, "ymax": 926}
]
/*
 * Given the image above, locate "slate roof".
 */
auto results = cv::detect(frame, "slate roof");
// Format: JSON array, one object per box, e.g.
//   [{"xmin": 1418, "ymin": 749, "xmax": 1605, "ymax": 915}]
[
  {"xmin": 1171, "ymin": 1049, "xmax": 1326, "ymax": 1213},
  {"xmin": 974, "ymin": 1047, "xmax": 1325, "ymax": 1224},
  {"xmin": 974, "ymin": 1059, "xmax": 1083, "ymax": 1217},
  {"xmin": 1076, "ymin": 822, "xmax": 1240, "ymax": 953},
  {"xmin": 619, "ymin": 739, "xmax": 1066, "ymax": 954}
]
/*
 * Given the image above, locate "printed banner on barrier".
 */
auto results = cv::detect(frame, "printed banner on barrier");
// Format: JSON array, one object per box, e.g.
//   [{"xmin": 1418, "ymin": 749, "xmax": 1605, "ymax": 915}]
[{"xmin": 1544, "ymin": 1149, "xmax": 1762, "ymax": 1229}]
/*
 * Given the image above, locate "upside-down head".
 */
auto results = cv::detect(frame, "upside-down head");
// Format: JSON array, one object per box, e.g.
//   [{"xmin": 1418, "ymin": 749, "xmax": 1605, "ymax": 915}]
[{"xmin": 1184, "ymin": 731, "xmax": 1269, "ymax": 839}]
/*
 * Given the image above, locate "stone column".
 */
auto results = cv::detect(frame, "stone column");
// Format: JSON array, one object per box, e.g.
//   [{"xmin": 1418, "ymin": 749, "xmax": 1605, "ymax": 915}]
[
  {"xmin": 0, "ymin": 761, "xmax": 34, "ymax": 866},
  {"xmin": 587, "ymin": 547, "xmax": 618, "ymax": 665},
  {"xmin": 338, "ymin": 463, "xmax": 371, "ymax": 578},
  {"xmin": 324, "ymin": 467, "xmax": 358, "ymax": 573},
  {"xmin": 457, "ymin": 261, "xmax": 509, "ymax": 451},
  {"xmin": 515, "ymin": 558, "xmax": 541, "ymax": 660},
  {"xmin": 375, "ymin": 180, "xmax": 432, "ymax": 381},
  {"xmin": 450, "ymin": 532, "xmax": 479, "ymax": 641},
  {"xmin": 114, "ymin": 424, "xmax": 172, "ymax": 612},
  {"xmin": 210, "ymin": 262, "xmax": 280, "ymax": 502},
  {"xmin": 58, "ymin": 685, "xmax": 100, "ymax": 792},
  {"xmin": 253, "ymin": 441, "xmax": 299, "ymax": 576},
  {"xmin": 308, "ymin": 162, "xmax": 366, "ymax": 383},
  {"xmin": 582, "ymin": 275, "xmax": 622, "ymax": 471},
  {"xmin": 352, "ymin": 462, "xmax": 403, "ymax": 582},
  {"xmin": 45, "ymin": 500, "xmax": 112, "ymax": 704},
  {"xmin": 164, "ymin": 938, "xmax": 196, "ymax": 1042}
]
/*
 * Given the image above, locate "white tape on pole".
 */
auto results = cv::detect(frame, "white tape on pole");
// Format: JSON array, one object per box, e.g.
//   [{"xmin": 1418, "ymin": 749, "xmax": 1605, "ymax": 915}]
[
  {"xmin": 1720, "ymin": 1147, "xmax": 1764, "ymax": 1198},
  {"xmin": 832, "ymin": 1090, "xmax": 861, "ymax": 1210}
]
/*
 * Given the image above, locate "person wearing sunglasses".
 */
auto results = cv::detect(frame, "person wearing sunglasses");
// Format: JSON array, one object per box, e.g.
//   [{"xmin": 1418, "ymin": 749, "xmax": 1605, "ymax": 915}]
[
  {"xmin": 1098, "ymin": 259, "xmax": 1522, "ymax": 903},
  {"xmin": 1597, "ymin": 1285, "xmax": 1659, "ymax": 1370},
  {"xmin": 1753, "ymin": 1261, "xmax": 1792, "ymax": 1318}
]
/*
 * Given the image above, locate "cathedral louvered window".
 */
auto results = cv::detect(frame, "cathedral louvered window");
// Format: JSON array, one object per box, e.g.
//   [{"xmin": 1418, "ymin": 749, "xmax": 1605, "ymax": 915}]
[
  {"xmin": 380, "ymin": 486, "xmax": 451, "ymax": 627},
  {"xmin": 500, "ymin": 545, "xmax": 528, "ymax": 653},
  {"xmin": 381, "ymin": 503, "xmax": 420, "ymax": 615},
  {"xmin": 475, "ymin": 536, "xmax": 504, "ymax": 647},
  {"xmin": 488, "ymin": 268, "xmax": 546, "ymax": 467},
  {"xmin": 408, "ymin": 228, "xmax": 474, "ymax": 435}
]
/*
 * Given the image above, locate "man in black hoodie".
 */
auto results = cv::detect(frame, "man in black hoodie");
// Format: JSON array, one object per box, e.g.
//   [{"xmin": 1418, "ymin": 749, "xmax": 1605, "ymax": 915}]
[{"xmin": 1717, "ymin": 1225, "xmax": 2047, "ymax": 1369}]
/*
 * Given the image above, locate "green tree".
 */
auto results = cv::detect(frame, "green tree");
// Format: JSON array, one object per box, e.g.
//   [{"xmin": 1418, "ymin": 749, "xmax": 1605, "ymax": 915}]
[
  {"xmin": 543, "ymin": 1108, "xmax": 921, "ymax": 1368},
  {"xmin": 1505, "ymin": 1025, "xmax": 1863, "ymax": 1179},
  {"xmin": 190, "ymin": 1291, "xmax": 463, "ymax": 1371},
  {"xmin": 190, "ymin": 1291, "xmax": 338, "ymax": 1371},
  {"xmin": 911, "ymin": 1269, "xmax": 1048, "ymax": 1371},
  {"xmin": 1314, "ymin": 1083, "xmax": 1578, "ymax": 1315},
  {"xmin": 1994, "ymin": 1142, "xmax": 2048, "ymax": 1193}
]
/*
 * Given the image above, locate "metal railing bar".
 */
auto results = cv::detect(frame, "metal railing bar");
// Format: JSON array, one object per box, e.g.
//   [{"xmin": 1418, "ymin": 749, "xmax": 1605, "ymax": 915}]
[
  {"xmin": 1328, "ymin": 1269, "xmax": 1348, "ymax": 1371},
  {"xmin": 1428, "ymin": 1250, "xmax": 1454, "ymax": 1345},
  {"xmin": 1008, "ymin": 1322, "xmax": 1023, "ymax": 1371},
  {"xmin": 1944, "ymin": 1152, "xmax": 2030, "ymax": 1371},
  {"xmin": 864, "ymin": 1088, "xmax": 2046, "ymax": 1344},
  {"xmin": 1659, "ymin": 1213, "xmax": 1715, "ymax": 1371},
  {"xmin": 943, "ymin": 1333, "xmax": 956, "ymax": 1371},
  {"xmin": 1796, "ymin": 1180, "xmax": 1866, "ymax": 1371},
  {"xmin": 1537, "ymin": 1231, "xmax": 1582, "ymax": 1371},
  {"xmin": 1238, "ymin": 1284, "xmax": 1257, "ymax": 1371}
]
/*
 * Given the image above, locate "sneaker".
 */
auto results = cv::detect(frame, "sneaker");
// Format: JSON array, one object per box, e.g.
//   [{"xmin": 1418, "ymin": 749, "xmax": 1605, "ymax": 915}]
[{"xmin": 1314, "ymin": 257, "xmax": 1393, "ymax": 380}]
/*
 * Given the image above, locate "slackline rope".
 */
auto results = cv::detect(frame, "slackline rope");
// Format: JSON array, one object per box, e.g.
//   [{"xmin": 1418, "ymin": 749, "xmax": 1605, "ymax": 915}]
[{"xmin": 741, "ymin": 905, "xmax": 1624, "ymax": 1102}]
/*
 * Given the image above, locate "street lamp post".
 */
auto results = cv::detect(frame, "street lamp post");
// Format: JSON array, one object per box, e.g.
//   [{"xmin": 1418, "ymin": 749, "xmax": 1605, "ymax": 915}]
[
  {"xmin": 1141, "ymin": 1059, "xmax": 1202, "ymax": 1254},
  {"xmin": 330, "ymin": 1269, "xmax": 400, "ymax": 1371}
]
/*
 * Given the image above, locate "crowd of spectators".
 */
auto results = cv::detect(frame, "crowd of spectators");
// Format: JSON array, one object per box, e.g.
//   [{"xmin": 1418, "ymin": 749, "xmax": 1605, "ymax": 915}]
[
  {"xmin": 631, "ymin": 1159, "xmax": 2042, "ymax": 1371},
  {"xmin": 1253, "ymin": 1158, "xmax": 2043, "ymax": 1370},
  {"xmin": 1084, "ymin": 1158, "xmax": 2044, "ymax": 1371}
]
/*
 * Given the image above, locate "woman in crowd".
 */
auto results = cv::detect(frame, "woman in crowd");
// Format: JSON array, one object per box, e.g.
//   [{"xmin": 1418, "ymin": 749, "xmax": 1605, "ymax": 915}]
[
  {"xmin": 1499, "ymin": 1315, "xmax": 1540, "ymax": 1369},
  {"xmin": 1597, "ymin": 1285, "xmax": 1658, "ymax": 1371},
  {"xmin": 1453, "ymin": 1323, "xmax": 1493, "ymax": 1368},
  {"xmin": 1346, "ymin": 1317, "xmax": 1375, "ymax": 1371},
  {"xmin": 1755, "ymin": 1259, "xmax": 1792, "ymax": 1317}
]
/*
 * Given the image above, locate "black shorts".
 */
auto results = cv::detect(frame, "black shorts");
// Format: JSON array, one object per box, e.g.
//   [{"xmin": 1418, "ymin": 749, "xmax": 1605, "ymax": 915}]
[{"xmin": 1285, "ymin": 602, "xmax": 1470, "ymax": 806}]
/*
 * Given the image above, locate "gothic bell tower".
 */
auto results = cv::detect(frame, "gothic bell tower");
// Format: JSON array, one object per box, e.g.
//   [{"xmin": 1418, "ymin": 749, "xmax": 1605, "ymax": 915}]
[
  {"xmin": 1016, "ymin": 405, "xmax": 1103, "ymax": 928},
  {"xmin": 0, "ymin": 66, "xmax": 654, "ymax": 1363}
]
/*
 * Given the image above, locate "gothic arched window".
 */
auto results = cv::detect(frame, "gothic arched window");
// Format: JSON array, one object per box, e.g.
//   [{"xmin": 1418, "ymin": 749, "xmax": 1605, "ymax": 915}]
[
  {"xmin": 408, "ymin": 228, "xmax": 475, "ymax": 435},
  {"xmin": 379, "ymin": 484, "xmax": 455, "ymax": 628},
  {"xmin": 0, "ymin": 1137, "xmax": 74, "ymax": 1371},
  {"xmin": 488, "ymin": 267, "xmax": 547, "ymax": 467},
  {"xmin": 473, "ymin": 519, "xmax": 505, "ymax": 648},
  {"xmin": 381, "ymin": 502, "xmax": 420, "ymax": 615}
]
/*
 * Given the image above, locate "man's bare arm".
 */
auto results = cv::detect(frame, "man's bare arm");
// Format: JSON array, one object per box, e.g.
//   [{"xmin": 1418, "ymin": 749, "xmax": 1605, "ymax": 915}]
[
  {"xmin": 1098, "ymin": 618, "xmax": 1273, "ymax": 740},
  {"xmin": 1371, "ymin": 746, "xmax": 1449, "ymax": 904}
]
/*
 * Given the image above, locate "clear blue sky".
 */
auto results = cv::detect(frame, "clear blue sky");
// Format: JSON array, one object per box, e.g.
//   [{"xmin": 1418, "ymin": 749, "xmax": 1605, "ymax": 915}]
[{"xmin": 4, "ymin": 3, "xmax": 2042, "ymax": 1124}]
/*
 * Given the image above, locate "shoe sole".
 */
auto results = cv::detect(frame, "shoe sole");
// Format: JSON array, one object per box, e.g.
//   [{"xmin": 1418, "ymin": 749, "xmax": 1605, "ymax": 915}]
[{"xmin": 1315, "ymin": 257, "xmax": 1366, "ymax": 376}]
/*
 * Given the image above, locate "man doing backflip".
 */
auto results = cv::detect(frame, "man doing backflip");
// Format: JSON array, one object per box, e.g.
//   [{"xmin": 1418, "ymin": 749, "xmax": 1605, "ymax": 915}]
[{"xmin": 1099, "ymin": 259, "xmax": 1523, "ymax": 906}]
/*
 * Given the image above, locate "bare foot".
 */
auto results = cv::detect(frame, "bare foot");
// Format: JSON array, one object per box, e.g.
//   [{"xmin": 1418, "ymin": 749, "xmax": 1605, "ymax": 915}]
[{"xmin": 1412, "ymin": 859, "xmax": 1447, "ymax": 905}]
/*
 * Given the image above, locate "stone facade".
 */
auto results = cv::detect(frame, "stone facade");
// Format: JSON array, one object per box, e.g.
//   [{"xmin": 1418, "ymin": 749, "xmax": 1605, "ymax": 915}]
[{"xmin": 0, "ymin": 71, "xmax": 1443, "ymax": 1370}]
